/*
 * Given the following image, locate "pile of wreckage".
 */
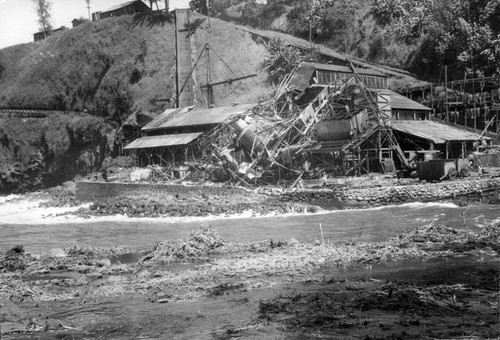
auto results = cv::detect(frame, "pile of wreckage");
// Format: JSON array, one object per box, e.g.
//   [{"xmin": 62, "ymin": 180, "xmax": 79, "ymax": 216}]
[{"xmin": 123, "ymin": 60, "xmax": 495, "ymax": 187}]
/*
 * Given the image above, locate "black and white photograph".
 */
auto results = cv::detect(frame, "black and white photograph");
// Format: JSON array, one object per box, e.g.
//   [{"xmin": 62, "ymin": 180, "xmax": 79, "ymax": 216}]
[{"xmin": 0, "ymin": 0, "xmax": 499, "ymax": 338}]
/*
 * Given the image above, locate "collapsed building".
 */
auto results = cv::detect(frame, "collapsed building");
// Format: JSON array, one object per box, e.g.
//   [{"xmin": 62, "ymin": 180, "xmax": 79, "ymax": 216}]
[{"xmin": 124, "ymin": 60, "xmax": 491, "ymax": 185}]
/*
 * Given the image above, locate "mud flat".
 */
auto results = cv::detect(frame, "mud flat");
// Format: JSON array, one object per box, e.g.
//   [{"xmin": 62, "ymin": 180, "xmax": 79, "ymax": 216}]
[{"xmin": 1, "ymin": 224, "xmax": 499, "ymax": 339}]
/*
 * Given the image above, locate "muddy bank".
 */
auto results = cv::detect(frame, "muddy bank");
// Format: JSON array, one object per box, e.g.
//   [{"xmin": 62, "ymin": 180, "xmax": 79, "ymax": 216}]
[{"xmin": 1, "ymin": 224, "xmax": 499, "ymax": 339}]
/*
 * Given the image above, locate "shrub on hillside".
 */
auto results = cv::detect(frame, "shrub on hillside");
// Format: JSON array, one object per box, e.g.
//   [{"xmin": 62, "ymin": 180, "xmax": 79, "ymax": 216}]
[{"xmin": 261, "ymin": 37, "xmax": 304, "ymax": 86}]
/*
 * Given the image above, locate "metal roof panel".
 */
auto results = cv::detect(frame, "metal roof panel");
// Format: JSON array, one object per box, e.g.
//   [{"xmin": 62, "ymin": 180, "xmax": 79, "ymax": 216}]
[
  {"xmin": 142, "ymin": 104, "xmax": 256, "ymax": 131},
  {"xmin": 124, "ymin": 132, "xmax": 203, "ymax": 149},
  {"xmin": 392, "ymin": 120, "xmax": 485, "ymax": 144},
  {"xmin": 389, "ymin": 91, "xmax": 431, "ymax": 111},
  {"xmin": 141, "ymin": 107, "xmax": 190, "ymax": 131},
  {"xmin": 304, "ymin": 62, "xmax": 387, "ymax": 77}
]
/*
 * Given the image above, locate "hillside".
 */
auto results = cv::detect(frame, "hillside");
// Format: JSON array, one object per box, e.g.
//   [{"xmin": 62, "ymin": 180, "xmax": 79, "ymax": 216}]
[
  {"xmin": 210, "ymin": 0, "xmax": 500, "ymax": 82},
  {"xmin": 0, "ymin": 14, "xmax": 272, "ymax": 119},
  {"xmin": 0, "ymin": 13, "xmax": 274, "ymax": 193}
]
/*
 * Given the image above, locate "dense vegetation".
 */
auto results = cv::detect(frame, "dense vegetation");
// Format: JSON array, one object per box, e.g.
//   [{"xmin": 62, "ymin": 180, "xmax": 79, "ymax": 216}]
[{"xmin": 207, "ymin": 0, "xmax": 500, "ymax": 82}]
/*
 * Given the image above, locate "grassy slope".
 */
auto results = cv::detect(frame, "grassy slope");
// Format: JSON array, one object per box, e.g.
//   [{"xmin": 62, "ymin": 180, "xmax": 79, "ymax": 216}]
[
  {"xmin": 0, "ymin": 15, "xmax": 176, "ymax": 118},
  {"xmin": 0, "ymin": 14, "xmax": 273, "ymax": 118},
  {"xmin": 190, "ymin": 16, "xmax": 272, "ymax": 107}
]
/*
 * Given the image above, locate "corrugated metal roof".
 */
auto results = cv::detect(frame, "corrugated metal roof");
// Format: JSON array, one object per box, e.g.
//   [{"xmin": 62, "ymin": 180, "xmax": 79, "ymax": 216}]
[
  {"xmin": 123, "ymin": 132, "xmax": 202, "ymax": 150},
  {"xmin": 392, "ymin": 120, "xmax": 485, "ymax": 144},
  {"xmin": 389, "ymin": 90, "xmax": 431, "ymax": 111},
  {"xmin": 141, "ymin": 107, "xmax": 190, "ymax": 131},
  {"xmin": 305, "ymin": 62, "xmax": 387, "ymax": 77},
  {"xmin": 102, "ymin": 0, "xmax": 144, "ymax": 13},
  {"xmin": 288, "ymin": 63, "xmax": 316, "ymax": 96},
  {"xmin": 142, "ymin": 104, "xmax": 256, "ymax": 131},
  {"xmin": 235, "ymin": 26, "xmax": 424, "ymax": 81}
]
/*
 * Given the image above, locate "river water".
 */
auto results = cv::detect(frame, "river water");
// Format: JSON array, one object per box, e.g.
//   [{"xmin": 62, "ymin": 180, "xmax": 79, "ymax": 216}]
[{"xmin": 1, "ymin": 195, "xmax": 499, "ymax": 253}]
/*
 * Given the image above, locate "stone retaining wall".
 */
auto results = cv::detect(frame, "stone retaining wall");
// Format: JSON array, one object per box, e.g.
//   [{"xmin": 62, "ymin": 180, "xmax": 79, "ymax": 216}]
[
  {"xmin": 77, "ymin": 178, "xmax": 500, "ymax": 211},
  {"xmin": 76, "ymin": 181, "xmax": 261, "ymax": 203},
  {"xmin": 277, "ymin": 178, "xmax": 500, "ymax": 208}
]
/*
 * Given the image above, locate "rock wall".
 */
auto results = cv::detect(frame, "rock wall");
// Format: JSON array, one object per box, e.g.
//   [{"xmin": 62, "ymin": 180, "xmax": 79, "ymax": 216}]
[
  {"xmin": 276, "ymin": 178, "xmax": 500, "ymax": 209},
  {"xmin": 76, "ymin": 178, "xmax": 500, "ymax": 212}
]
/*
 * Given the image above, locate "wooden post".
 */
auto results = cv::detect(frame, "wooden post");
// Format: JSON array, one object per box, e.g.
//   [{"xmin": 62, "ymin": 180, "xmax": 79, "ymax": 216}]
[
  {"xmin": 377, "ymin": 130, "xmax": 382, "ymax": 163},
  {"xmin": 497, "ymin": 112, "xmax": 499, "ymax": 134},
  {"xmin": 366, "ymin": 150, "xmax": 370, "ymax": 173},
  {"xmin": 445, "ymin": 65, "xmax": 449, "ymax": 122}
]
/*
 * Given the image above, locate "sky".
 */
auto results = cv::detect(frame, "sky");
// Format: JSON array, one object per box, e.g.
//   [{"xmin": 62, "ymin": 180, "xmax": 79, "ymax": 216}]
[{"xmin": 0, "ymin": 0, "xmax": 190, "ymax": 49}]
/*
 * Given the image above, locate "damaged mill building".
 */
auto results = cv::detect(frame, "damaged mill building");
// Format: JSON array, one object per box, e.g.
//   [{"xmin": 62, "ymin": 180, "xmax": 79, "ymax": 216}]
[{"xmin": 122, "ymin": 60, "xmax": 491, "ymax": 186}]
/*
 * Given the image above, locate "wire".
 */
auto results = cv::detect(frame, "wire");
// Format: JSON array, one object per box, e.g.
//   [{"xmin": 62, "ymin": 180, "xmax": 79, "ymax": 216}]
[{"xmin": 209, "ymin": 46, "xmax": 239, "ymax": 79}]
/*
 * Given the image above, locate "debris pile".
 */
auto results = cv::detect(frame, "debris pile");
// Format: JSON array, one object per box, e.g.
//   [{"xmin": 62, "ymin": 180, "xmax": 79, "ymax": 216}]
[
  {"xmin": 0, "ymin": 245, "xmax": 26, "ymax": 272},
  {"xmin": 141, "ymin": 225, "xmax": 227, "ymax": 263},
  {"xmin": 191, "ymin": 73, "xmax": 364, "ymax": 187},
  {"xmin": 258, "ymin": 278, "xmax": 499, "ymax": 338},
  {"xmin": 394, "ymin": 223, "xmax": 500, "ymax": 253}
]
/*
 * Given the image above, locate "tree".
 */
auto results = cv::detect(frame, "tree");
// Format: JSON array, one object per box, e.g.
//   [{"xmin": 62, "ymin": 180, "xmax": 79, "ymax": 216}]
[
  {"xmin": 288, "ymin": 0, "xmax": 324, "ymax": 42},
  {"xmin": 33, "ymin": 0, "xmax": 53, "ymax": 38},
  {"xmin": 32, "ymin": 0, "xmax": 52, "ymax": 37},
  {"xmin": 241, "ymin": 1, "xmax": 263, "ymax": 26},
  {"xmin": 261, "ymin": 38, "xmax": 304, "ymax": 86},
  {"xmin": 189, "ymin": 0, "xmax": 212, "ymax": 15},
  {"xmin": 482, "ymin": 35, "xmax": 500, "ymax": 73}
]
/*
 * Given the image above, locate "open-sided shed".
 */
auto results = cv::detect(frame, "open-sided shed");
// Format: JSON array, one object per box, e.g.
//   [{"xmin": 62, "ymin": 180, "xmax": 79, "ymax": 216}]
[
  {"xmin": 392, "ymin": 120, "xmax": 489, "ymax": 159},
  {"xmin": 124, "ymin": 104, "xmax": 257, "ymax": 166}
]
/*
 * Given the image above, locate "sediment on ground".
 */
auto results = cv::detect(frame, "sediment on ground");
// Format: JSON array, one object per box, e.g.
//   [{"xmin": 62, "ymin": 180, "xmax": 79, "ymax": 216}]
[{"xmin": 1, "ymin": 224, "xmax": 499, "ymax": 338}]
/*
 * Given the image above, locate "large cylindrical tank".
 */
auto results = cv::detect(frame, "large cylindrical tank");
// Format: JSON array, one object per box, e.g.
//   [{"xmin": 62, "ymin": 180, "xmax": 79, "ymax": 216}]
[
  {"xmin": 317, "ymin": 120, "xmax": 351, "ymax": 141},
  {"xmin": 234, "ymin": 119, "xmax": 268, "ymax": 155}
]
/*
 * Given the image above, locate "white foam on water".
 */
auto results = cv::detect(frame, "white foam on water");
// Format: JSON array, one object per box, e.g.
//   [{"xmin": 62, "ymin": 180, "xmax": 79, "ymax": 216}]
[
  {"xmin": 0, "ymin": 197, "xmax": 90, "ymax": 224},
  {"xmin": 0, "ymin": 194, "xmax": 22, "ymax": 204},
  {"xmin": 326, "ymin": 201, "xmax": 460, "ymax": 213},
  {"xmin": 0, "ymin": 195, "xmax": 465, "ymax": 225},
  {"xmin": 381, "ymin": 201, "xmax": 460, "ymax": 210}
]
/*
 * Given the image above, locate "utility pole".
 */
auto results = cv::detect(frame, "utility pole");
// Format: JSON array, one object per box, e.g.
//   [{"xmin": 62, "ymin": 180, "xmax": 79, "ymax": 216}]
[
  {"xmin": 205, "ymin": 44, "xmax": 213, "ymax": 107},
  {"xmin": 206, "ymin": 0, "xmax": 211, "ymax": 28},
  {"xmin": 85, "ymin": 0, "xmax": 91, "ymax": 21}
]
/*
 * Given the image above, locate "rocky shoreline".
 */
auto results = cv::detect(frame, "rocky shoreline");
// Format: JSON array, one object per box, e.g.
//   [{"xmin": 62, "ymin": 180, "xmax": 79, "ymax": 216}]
[
  {"xmin": 275, "ymin": 177, "xmax": 500, "ymax": 208},
  {"xmin": 33, "ymin": 175, "xmax": 500, "ymax": 220}
]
